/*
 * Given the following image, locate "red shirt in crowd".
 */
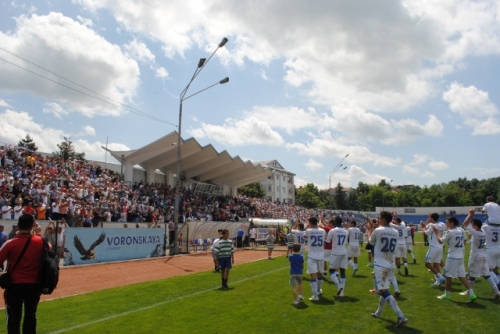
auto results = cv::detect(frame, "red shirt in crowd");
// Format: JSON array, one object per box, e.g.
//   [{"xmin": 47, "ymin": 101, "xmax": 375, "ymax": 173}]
[{"xmin": 0, "ymin": 234, "xmax": 44, "ymax": 284}]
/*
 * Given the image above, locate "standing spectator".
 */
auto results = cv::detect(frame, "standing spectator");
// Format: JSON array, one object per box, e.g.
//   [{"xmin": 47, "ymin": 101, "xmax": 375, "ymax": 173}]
[
  {"xmin": 2, "ymin": 202, "xmax": 12, "ymax": 219},
  {"xmin": 56, "ymin": 218, "xmax": 68, "ymax": 258},
  {"xmin": 35, "ymin": 203, "xmax": 46, "ymax": 221},
  {"xmin": 13, "ymin": 201, "xmax": 23, "ymax": 221},
  {"xmin": 215, "ymin": 229, "xmax": 234, "ymax": 289},
  {"xmin": 0, "ymin": 224, "xmax": 6, "ymax": 271},
  {"xmin": 249, "ymin": 226, "xmax": 257, "ymax": 248},
  {"xmin": 0, "ymin": 214, "xmax": 44, "ymax": 334},
  {"xmin": 168, "ymin": 219, "xmax": 175, "ymax": 255},
  {"xmin": 266, "ymin": 230, "xmax": 276, "ymax": 260},
  {"xmin": 8, "ymin": 224, "xmax": 18, "ymax": 239},
  {"xmin": 236, "ymin": 227, "xmax": 244, "ymax": 250},
  {"xmin": 289, "ymin": 243, "xmax": 304, "ymax": 305}
]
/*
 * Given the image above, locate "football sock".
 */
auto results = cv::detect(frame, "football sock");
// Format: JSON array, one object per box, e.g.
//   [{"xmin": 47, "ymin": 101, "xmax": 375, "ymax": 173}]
[
  {"xmin": 330, "ymin": 270, "xmax": 341, "ymax": 287},
  {"xmin": 348, "ymin": 260, "xmax": 355, "ymax": 268},
  {"xmin": 486, "ymin": 276, "xmax": 500, "ymax": 293},
  {"xmin": 409, "ymin": 252, "xmax": 415, "ymax": 260},
  {"xmin": 445, "ymin": 290, "xmax": 450, "ymax": 297},
  {"xmin": 311, "ymin": 280, "xmax": 318, "ymax": 297},
  {"xmin": 390, "ymin": 276, "xmax": 400, "ymax": 292},
  {"xmin": 468, "ymin": 288, "xmax": 474, "ymax": 296},
  {"xmin": 403, "ymin": 261, "xmax": 408, "ymax": 267},
  {"xmin": 436, "ymin": 273, "xmax": 444, "ymax": 280},
  {"xmin": 317, "ymin": 278, "xmax": 323, "ymax": 290},
  {"xmin": 382, "ymin": 291, "xmax": 404, "ymax": 319},
  {"xmin": 376, "ymin": 296, "xmax": 386, "ymax": 314}
]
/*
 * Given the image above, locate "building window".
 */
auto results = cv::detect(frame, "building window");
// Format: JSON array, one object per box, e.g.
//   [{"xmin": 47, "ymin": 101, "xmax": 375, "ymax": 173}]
[
  {"xmin": 283, "ymin": 175, "xmax": 286, "ymax": 181},
  {"xmin": 268, "ymin": 185, "xmax": 272, "ymax": 192}
]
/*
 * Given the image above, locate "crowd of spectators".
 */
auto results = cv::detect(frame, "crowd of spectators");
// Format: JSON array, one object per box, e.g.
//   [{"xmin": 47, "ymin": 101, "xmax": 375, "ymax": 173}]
[{"xmin": 0, "ymin": 143, "xmax": 369, "ymax": 237}]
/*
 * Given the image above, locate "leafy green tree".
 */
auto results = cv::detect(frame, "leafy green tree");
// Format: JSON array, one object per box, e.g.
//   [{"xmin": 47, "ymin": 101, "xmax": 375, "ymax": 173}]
[
  {"xmin": 347, "ymin": 189, "xmax": 359, "ymax": 211},
  {"xmin": 18, "ymin": 134, "xmax": 38, "ymax": 151},
  {"xmin": 295, "ymin": 183, "xmax": 322, "ymax": 208},
  {"xmin": 54, "ymin": 137, "xmax": 86, "ymax": 162},
  {"xmin": 334, "ymin": 182, "xmax": 348, "ymax": 210},
  {"xmin": 318, "ymin": 189, "xmax": 333, "ymax": 209},
  {"xmin": 238, "ymin": 182, "xmax": 265, "ymax": 198}
]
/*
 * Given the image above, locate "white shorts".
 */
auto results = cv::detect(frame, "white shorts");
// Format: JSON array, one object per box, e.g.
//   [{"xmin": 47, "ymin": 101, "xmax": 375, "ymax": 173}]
[
  {"xmin": 444, "ymin": 258, "xmax": 466, "ymax": 278},
  {"xmin": 307, "ymin": 258, "xmax": 324, "ymax": 274},
  {"xmin": 347, "ymin": 244, "xmax": 360, "ymax": 257},
  {"xmin": 374, "ymin": 266, "xmax": 394, "ymax": 291},
  {"xmin": 487, "ymin": 248, "xmax": 500, "ymax": 269},
  {"xmin": 468, "ymin": 256, "xmax": 490, "ymax": 278},
  {"xmin": 406, "ymin": 242, "xmax": 413, "ymax": 252},
  {"xmin": 323, "ymin": 249, "xmax": 332, "ymax": 262},
  {"xmin": 425, "ymin": 246, "xmax": 443, "ymax": 264},
  {"xmin": 329, "ymin": 254, "xmax": 348, "ymax": 269},
  {"xmin": 395, "ymin": 244, "xmax": 407, "ymax": 258}
]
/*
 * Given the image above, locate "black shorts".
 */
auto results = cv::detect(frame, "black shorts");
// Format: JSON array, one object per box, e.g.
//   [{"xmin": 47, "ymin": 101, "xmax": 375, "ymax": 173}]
[{"xmin": 365, "ymin": 243, "xmax": 373, "ymax": 251}]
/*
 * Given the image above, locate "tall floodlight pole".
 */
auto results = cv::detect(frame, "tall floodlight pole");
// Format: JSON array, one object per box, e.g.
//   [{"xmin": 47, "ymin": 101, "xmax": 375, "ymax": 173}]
[
  {"xmin": 172, "ymin": 37, "xmax": 229, "ymax": 256},
  {"xmin": 328, "ymin": 154, "xmax": 349, "ymax": 209}
]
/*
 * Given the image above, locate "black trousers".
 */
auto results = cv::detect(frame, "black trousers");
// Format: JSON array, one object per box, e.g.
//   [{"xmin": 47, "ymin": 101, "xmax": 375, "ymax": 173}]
[{"xmin": 4, "ymin": 283, "xmax": 40, "ymax": 334}]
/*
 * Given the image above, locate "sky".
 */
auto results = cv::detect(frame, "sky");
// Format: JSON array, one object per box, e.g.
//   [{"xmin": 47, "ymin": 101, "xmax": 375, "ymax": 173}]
[{"xmin": 1, "ymin": 0, "xmax": 500, "ymax": 190}]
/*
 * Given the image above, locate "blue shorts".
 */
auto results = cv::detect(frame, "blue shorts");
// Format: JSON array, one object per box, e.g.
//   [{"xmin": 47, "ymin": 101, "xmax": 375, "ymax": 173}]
[{"xmin": 219, "ymin": 257, "xmax": 232, "ymax": 270}]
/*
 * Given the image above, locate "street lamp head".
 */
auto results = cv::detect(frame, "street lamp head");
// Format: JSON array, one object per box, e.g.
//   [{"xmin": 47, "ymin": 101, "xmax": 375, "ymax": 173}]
[
  {"xmin": 219, "ymin": 77, "xmax": 229, "ymax": 84},
  {"xmin": 219, "ymin": 37, "xmax": 228, "ymax": 48},
  {"xmin": 197, "ymin": 58, "xmax": 206, "ymax": 68}
]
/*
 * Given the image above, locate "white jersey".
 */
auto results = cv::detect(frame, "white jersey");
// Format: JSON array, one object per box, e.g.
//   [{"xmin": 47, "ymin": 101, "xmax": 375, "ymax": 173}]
[
  {"xmin": 426, "ymin": 222, "xmax": 445, "ymax": 247},
  {"xmin": 466, "ymin": 225, "xmax": 486, "ymax": 259},
  {"xmin": 326, "ymin": 227, "xmax": 348, "ymax": 256},
  {"xmin": 292, "ymin": 229, "xmax": 306, "ymax": 253},
  {"xmin": 347, "ymin": 227, "xmax": 361, "ymax": 245},
  {"xmin": 369, "ymin": 226, "xmax": 398, "ymax": 269},
  {"xmin": 390, "ymin": 222, "xmax": 406, "ymax": 245},
  {"xmin": 483, "ymin": 202, "xmax": 500, "ymax": 223},
  {"xmin": 405, "ymin": 225, "xmax": 412, "ymax": 244},
  {"xmin": 305, "ymin": 227, "xmax": 326, "ymax": 260},
  {"xmin": 482, "ymin": 224, "xmax": 500, "ymax": 250},
  {"xmin": 442, "ymin": 227, "xmax": 466, "ymax": 260}
]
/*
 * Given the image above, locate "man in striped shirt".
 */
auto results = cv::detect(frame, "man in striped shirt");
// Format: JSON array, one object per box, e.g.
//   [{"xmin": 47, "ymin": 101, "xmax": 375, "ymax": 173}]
[{"xmin": 215, "ymin": 229, "xmax": 235, "ymax": 289}]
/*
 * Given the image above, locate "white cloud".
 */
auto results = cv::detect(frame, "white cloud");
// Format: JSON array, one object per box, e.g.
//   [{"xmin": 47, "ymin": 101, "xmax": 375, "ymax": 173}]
[
  {"xmin": 123, "ymin": 38, "xmax": 155, "ymax": 63},
  {"xmin": 243, "ymin": 106, "xmax": 320, "ymax": 135},
  {"xmin": 42, "ymin": 102, "xmax": 68, "ymax": 119},
  {"xmin": 402, "ymin": 154, "xmax": 447, "ymax": 177},
  {"xmin": 71, "ymin": 1, "xmax": 500, "ymax": 112},
  {"xmin": 286, "ymin": 131, "xmax": 401, "ymax": 167},
  {"xmin": 188, "ymin": 117, "xmax": 284, "ymax": 146},
  {"xmin": 259, "ymin": 69, "xmax": 269, "ymax": 81},
  {"xmin": 443, "ymin": 83, "xmax": 500, "ymax": 135},
  {"xmin": 429, "ymin": 160, "xmax": 449, "ymax": 171},
  {"xmin": 0, "ymin": 108, "xmax": 129, "ymax": 160},
  {"xmin": 155, "ymin": 66, "xmax": 169, "ymax": 79},
  {"xmin": 348, "ymin": 165, "xmax": 393, "ymax": 186},
  {"xmin": 83, "ymin": 125, "xmax": 96, "ymax": 136},
  {"xmin": 76, "ymin": 15, "xmax": 93, "ymax": 27},
  {"xmin": 304, "ymin": 159, "xmax": 323, "ymax": 171},
  {"xmin": 323, "ymin": 99, "xmax": 443, "ymax": 145},
  {"xmin": 0, "ymin": 99, "xmax": 11, "ymax": 107},
  {"xmin": 0, "ymin": 13, "xmax": 140, "ymax": 117}
]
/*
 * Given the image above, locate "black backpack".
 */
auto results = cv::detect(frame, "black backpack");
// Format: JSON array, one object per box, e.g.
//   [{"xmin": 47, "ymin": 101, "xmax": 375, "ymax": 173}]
[{"xmin": 39, "ymin": 238, "xmax": 59, "ymax": 295}]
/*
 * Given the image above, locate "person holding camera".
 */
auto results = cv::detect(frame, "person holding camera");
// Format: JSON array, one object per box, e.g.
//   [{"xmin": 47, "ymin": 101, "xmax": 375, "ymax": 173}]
[{"xmin": 0, "ymin": 214, "xmax": 44, "ymax": 333}]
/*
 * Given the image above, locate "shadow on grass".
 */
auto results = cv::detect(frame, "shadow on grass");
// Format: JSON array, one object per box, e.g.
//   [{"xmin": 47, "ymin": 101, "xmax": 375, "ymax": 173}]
[
  {"xmin": 353, "ymin": 275, "xmax": 368, "ymax": 279},
  {"xmin": 292, "ymin": 303, "xmax": 309, "ymax": 309},
  {"xmin": 334, "ymin": 296, "xmax": 359, "ymax": 303},
  {"xmin": 376, "ymin": 318, "xmax": 424, "ymax": 333},
  {"xmin": 449, "ymin": 300, "xmax": 487, "ymax": 309},
  {"xmin": 309, "ymin": 297, "xmax": 335, "ymax": 306}
]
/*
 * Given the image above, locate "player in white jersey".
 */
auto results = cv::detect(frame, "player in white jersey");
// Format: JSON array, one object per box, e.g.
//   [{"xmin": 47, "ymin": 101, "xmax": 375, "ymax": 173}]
[
  {"xmin": 369, "ymin": 211, "xmax": 408, "ymax": 328},
  {"xmin": 482, "ymin": 218, "xmax": 500, "ymax": 281},
  {"xmin": 347, "ymin": 220, "xmax": 361, "ymax": 276},
  {"xmin": 460, "ymin": 208, "xmax": 500, "ymax": 298},
  {"xmin": 326, "ymin": 216, "xmax": 349, "ymax": 296},
  {"xmin": 422, "ymin": 213, "xmax": 446, "ymax": 286},
  {"xmin": 304, "ymin": 217, "xmax": 326, "ymax": 301},
  {"xmin": 390, "ymin": 218, "xmax": 409, "ymax": 276},
  {"xmin": 292, "ymin": 222, "xmax": 306, "ymax": 257},
  {"xmin": 482, "ymin": 196, "xmax": 500, "ymax": 224},
  {"xmin": 405, "ymin": 224, "xmax": 416, "ymax": 264},
  {"xmin": 433, "ymin": 216, "xmax": 476, "ymax": 302}
]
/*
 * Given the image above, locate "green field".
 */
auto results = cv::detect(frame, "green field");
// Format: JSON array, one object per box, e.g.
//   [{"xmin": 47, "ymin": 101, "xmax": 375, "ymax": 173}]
[{"xmin": 23, "ymin": 234, "xmax": 500, "ymax": 333}]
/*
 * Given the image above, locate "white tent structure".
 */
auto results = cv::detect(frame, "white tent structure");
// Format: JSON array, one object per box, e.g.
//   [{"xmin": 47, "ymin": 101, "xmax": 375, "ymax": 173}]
[
  {"xmin": 103, "ymin": 131, "xmax": 272, "ymax": 196},
  {"xmin": 249, "ymin": 218, "xmax": 290, "ymax": 226}
]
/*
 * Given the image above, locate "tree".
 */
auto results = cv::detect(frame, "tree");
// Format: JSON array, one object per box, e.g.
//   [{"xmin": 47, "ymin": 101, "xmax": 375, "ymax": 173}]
[
  {"xmin": 238, "ymin": 182, "xmax": 265, "ymax": 198},
  {"xmin": 54, "ymin": 137, "xmax": 86, "ymax": 162},
  {"xmin": 295, "ymin": 183, "xmax": 322, "ymax": 208},
  {"xmin": 334, "ymin": 182, "xmax": 348, "ymax": 210},
  {"xmin": 18, "ymin": 134, "xmax": 38, "ymax": 151}
]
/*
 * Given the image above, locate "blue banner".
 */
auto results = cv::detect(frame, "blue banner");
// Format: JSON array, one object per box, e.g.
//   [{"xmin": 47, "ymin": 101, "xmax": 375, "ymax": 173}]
[{"xmin": 63, "ymin": 228, "xmax": 166, "ymax": 266}]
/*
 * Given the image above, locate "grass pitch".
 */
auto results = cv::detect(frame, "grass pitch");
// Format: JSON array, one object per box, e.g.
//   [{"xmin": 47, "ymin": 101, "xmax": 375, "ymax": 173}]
[{"xmin": 30, "ymin": 234, "xmax": 500, "ymax": 333}]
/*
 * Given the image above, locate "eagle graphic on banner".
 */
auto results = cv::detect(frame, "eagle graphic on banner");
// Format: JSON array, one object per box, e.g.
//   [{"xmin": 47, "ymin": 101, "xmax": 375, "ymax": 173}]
[{"xmin": 74, "ymin": 233, "xmax": 106, "ymax": 260}]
